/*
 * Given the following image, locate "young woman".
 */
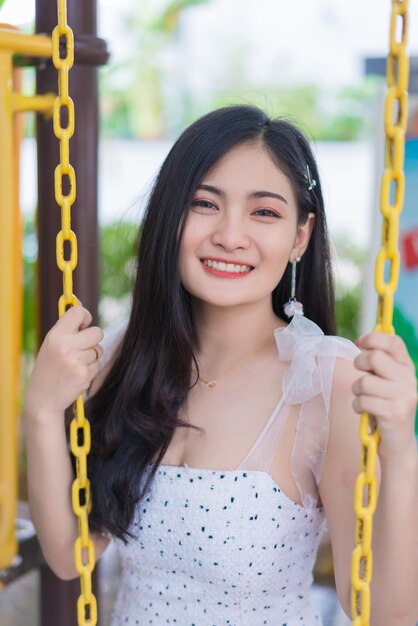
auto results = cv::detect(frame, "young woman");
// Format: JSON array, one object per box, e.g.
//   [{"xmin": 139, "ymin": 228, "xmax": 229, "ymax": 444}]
[{"xmin": 23, "ymin": 105, "xmax": 418, "ymax": 626}]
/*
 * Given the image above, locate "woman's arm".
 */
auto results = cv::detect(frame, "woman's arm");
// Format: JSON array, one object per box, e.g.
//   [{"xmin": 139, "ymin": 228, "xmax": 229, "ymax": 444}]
[
  {"xmin": 24, "ymin": 407, "xmax": 111, "ymax": 581},
  {"xmin": 370, "ymin": 442, "xmax": 418, "ymax": 623},
  {"xmin": 22, "ymin": 306, "xmax": 124, "ymax": 580},
  {"xmin": 319, "ymin": 355, "xmax": 418, "ymax": 625}
]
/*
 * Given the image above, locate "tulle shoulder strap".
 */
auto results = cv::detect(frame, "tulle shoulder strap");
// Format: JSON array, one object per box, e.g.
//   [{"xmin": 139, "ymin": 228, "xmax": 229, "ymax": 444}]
[
  {"xmin": 98, "ymin": 315, "xmax": 129, "ymax": 369},
  {"xmin": 272, "ymin": 314, "xmax": 361, "ymax": 513}
]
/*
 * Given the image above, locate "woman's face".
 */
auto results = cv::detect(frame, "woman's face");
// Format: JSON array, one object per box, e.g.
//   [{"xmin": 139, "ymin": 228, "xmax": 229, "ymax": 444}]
[{"xmin": 179, "ymin": 141, "xmax": 315, "ymax": 310}]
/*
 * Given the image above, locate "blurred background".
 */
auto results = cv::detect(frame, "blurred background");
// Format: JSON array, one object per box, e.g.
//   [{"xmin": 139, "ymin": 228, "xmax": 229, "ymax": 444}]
[
  {"xmin": 1, "ymin": 0, "xmax": 417, "ymax": 350},
  {"xmin": 1, "ymin": 1, "xmax": 417, "ymax": 625}
]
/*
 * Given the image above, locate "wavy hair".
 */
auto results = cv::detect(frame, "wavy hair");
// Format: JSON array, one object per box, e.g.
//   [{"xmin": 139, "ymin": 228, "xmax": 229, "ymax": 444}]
[{"xmin": 78, "ymin": 105, "xmax": 336, "ymax": 543}]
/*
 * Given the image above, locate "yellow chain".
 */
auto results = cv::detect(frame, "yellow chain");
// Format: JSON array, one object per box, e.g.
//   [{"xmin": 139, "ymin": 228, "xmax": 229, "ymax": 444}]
[
  {"xmin": 51, "ymin": 1, "xmax": 97, "ymax": 624},
  {"xmin": 350, "ymin": 2, "xmax": 410, "ymax": 624}
]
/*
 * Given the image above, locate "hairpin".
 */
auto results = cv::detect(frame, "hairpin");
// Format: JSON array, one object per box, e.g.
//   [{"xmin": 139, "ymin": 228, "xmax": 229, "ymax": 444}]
[{"xmin": 306, "ymin": 164, "xmax": 317, "ymax": 192}]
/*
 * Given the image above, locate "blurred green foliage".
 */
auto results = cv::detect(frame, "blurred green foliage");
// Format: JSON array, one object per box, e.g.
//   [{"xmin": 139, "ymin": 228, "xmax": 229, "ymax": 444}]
[
  {"xmin": 98, "ymin": 0, "xmax": 381, "ymax": 141},
  {"xmin": 100, "ymin": 0, "xmax": 211, "ymax": 139},
  {"xmin": 188, "ymin": 79, "xmax": 381, "ymax": 142},
  {"xmin": 22, "ymin": 217, "xmax": 38, "ymax": 354},
  {"xmin": 99, "ymin": 221, "xmax": 139, "ymax": 299},
  {"xmin": 333, "ymin": 232, "xmax": 366, "ymax": 341},
  {"xmin": 335, "ymin": 284, "xmax": 362, "ymax": 341},
  {"xmin": 22, "ymin": 219, "xmax": 139, "ymax": 353}
]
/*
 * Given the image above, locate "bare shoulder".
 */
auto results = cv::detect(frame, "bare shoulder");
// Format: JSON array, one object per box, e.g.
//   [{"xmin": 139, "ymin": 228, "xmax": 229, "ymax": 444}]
[
  {"xmin": 88, "ymin": 316, "xmax": 129, "ymax": 399},
  {"xmin": 330, "ymin": 353, "xmax": 359, "ymax": 400}
]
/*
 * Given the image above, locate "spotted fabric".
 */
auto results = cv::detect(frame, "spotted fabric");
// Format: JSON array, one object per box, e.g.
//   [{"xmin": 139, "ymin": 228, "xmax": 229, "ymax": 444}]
[
  {"xmin": 105, "ymin": 314, "xmax": 360, "ymax": 625},
  {"xmin": 110, "ymin": 465, "xmax": 325, "ymax": 625}
]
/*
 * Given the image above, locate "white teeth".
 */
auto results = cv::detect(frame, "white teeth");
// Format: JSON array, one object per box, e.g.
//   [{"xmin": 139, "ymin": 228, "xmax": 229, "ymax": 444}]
[{"xmin": 202, "ymin": 259, "xmax": 252, "ymax": 273}]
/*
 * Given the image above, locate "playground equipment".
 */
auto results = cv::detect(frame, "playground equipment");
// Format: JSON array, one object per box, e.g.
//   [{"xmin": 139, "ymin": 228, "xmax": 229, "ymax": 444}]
[
  {"xmin": 0, "ymin": 1, "xmax": 412, "ymax": 625},
  {"xmin": 350, "ymin": 4, "xmax": 410, "ymax": 624},
  {"xmin": 0, "ymin": 1, "xmax": 108, "ymax": 624}
]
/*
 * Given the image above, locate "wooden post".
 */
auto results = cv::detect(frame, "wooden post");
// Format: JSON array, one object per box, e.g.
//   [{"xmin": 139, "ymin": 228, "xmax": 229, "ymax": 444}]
[{"xmin": 35, "ymin": 1, "xmax": 108, "ymax": 624}]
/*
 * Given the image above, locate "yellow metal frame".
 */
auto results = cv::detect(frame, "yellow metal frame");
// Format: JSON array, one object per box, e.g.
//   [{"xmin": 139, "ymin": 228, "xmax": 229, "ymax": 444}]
[{"xmin": 0, "ymin": 24, "xmax": 54, "ymax": 572}]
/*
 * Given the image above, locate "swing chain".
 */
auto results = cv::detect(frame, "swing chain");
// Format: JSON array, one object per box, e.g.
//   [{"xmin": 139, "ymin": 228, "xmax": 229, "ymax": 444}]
[
  {"xmin": 350, "ymin": 2, "xmax": 409, "ymax": 625},
  {"xmin": 52, "ymin": 1, "xmax": 97, "ymax": 624}
]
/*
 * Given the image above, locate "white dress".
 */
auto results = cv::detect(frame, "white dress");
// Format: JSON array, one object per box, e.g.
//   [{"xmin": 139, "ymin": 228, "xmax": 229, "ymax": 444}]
[{"xmin": 102, "ymin": 314, "xmax": 360, "ymax": 626}]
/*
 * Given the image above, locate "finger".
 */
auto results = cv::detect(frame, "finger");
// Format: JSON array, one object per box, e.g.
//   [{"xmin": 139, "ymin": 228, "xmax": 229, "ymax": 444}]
[
  {"xmin": 352, "ymin": 373, "xmax": 399, "ymax": 401},
  {"xmin": 85, "ymin": 359, "xmax": 103, "ymax": 386},
  {"xmin": 79, "ymin": 344, "xmax": 104, "ymax": 366},
  {"xmin": 353, "ymin": 349, "xmax": 407, "ymax": 381},
  {"xmin": 351, "ymin": 394, "xmax": 393, "ymax": 420},
  {"xmin": 59, "ymin": 304, "xmax": 93, "ymax": 333},
  {"xmin": 356, "ymin": 331, "xmax": 412, "ymax": 366},
  {"xmin": 72, "ymin": 326, "xmax": 104, "ymax": 350}
]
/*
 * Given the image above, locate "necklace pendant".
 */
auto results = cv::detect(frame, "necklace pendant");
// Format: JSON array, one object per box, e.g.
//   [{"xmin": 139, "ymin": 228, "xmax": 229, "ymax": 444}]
[{"xmin": 199, "ymin": 378, "xmax": 217, "ymax": 388}]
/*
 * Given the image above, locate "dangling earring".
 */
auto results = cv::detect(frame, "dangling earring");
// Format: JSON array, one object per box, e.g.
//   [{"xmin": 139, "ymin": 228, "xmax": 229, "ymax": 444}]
[{"xmin": 283, "ymin": 255, "xmax": 304, "ymax": 317}]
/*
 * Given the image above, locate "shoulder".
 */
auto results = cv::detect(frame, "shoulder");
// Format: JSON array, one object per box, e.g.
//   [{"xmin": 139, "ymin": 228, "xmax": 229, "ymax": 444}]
[
  {"xmin": 331, "ymin": 352, "xmax": 359, "ymax": 405},
  {"xmin": 87, "ymin": 316, "xmax": 129, "ymax": 399}
]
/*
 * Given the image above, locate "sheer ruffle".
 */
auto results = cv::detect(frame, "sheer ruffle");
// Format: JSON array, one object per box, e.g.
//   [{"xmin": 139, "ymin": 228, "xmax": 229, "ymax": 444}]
[
  {"xmin": 99, "ymin": 316, "xmax": 129, "ymax": 368},
  {"xmin": 95, "ymin": 313, "xmax": 360, "ymax": 515},
  {"xmin": 274, "ymin": 314, "xmax": 361, "ymax": 513}
]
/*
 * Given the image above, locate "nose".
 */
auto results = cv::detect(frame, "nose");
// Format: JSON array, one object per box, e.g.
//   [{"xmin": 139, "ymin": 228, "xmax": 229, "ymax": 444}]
[{"xmin": 210, "ymin": 211, "xmax": 251, "ymax": 251}]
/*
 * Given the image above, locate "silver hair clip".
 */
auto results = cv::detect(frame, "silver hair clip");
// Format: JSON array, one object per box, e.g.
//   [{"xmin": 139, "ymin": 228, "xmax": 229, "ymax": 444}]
[{"xmin": 306, "ymin": 164, "xmax": 317, "ymax": 192}]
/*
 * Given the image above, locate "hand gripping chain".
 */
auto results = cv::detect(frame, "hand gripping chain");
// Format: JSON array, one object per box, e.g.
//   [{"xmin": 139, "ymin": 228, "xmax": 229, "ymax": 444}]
[
  {"xmin": 52, "ymin": 1, "xmax": 97, "ymax": 624},
  {"xmin": 350, "ymin": 2, "xmax": 410, "ymax": 624}
]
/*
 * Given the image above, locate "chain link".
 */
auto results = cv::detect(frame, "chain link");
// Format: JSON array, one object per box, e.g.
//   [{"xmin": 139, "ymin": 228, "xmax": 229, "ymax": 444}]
[
  {"xmin": 52, "ymin": 1, "xmax": 97, "ymax": 624},
  {"xmin": 350, "ymin": 2, "xmax": 409, "ymax": 624},
  {"xmin": 50, "ymin": 1, "xmax": 410, "ymax": 624}
]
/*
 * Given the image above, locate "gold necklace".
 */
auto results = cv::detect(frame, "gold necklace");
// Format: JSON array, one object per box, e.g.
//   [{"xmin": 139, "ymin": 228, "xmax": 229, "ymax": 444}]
[{"xmin": 194, "ymin": 333, "xmax": 275, "ymax": 388}]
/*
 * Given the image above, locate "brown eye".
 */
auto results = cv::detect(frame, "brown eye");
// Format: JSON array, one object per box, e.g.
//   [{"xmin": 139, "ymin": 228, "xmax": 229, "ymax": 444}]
[
  {"xmin": 191, "ymin": 200, "xmax": 217, "ymax": 210},
  {"xmin": 254, "ymin": 208, "xmax": 281, "ymax": 218}
]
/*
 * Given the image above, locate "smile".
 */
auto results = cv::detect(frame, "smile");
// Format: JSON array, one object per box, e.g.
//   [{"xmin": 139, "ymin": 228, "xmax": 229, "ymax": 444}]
[{"xmin": 200, "ymin": 258, "xmax": 254, "ymax": 278}]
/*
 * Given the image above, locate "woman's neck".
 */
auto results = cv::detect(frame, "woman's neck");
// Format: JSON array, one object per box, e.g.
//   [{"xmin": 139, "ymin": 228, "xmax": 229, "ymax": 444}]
[{"xmin": 191, "ymin": 299, "xmax": 287, "ymax": 372}]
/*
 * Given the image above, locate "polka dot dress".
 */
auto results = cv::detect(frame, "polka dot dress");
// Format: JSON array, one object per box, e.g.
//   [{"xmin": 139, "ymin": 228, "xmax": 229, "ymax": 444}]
[
  {"xmin": 105, "ymin": 314, "xmax": 360, "ymax": 626},
  {"xmin": 109, "ymin": 464, "xmax": 326, "ymax": 626}
]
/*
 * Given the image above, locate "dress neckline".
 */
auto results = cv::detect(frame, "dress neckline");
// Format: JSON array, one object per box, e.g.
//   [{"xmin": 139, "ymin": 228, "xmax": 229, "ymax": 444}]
[
  {"xmin": 150, "ymin": 385, "xmax": 287, "ymax": 475},
  {"xmin": 147, "ymin": 315, "xmax": 305, "ymax": 488},
  {"xmin": 145, "ymin": 462, "xmax": 324, "ymax": 513}
]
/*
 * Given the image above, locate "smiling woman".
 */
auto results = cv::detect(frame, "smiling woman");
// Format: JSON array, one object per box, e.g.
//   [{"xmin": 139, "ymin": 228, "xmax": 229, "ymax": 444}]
[
  {"xmin": 23, "ymin": 103, "xmax": 418, "ymax": 626},
  {"xmin": 179, "ymin": 141, "xmax": 315, "ymax": 318}
]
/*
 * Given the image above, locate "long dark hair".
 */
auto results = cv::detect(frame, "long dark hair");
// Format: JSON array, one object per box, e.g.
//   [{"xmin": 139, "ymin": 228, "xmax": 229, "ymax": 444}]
[{"xmin": 79, "ymin": 105, "xmax": 336, "ymax": 543}]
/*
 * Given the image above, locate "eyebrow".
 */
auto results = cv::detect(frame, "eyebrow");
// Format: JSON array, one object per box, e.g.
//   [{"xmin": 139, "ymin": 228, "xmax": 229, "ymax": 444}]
[{"xmin": 196, "ymin": 184, "xmax": 289, "ymax": 206}]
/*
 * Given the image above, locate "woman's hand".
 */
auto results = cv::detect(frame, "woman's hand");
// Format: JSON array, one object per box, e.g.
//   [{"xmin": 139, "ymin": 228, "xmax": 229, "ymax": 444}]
[
  {"xmin": 24, "ymin": 304, "xmax": 104, "ymax": 418},
  {"xmin": 352, "ymin": 331, "xmax": 418, "ymax": 459}
]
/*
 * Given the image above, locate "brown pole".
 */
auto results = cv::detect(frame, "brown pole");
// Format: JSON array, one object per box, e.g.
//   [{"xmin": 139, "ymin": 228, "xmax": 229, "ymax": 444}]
[{"xmin": 35, "ymin": 1, "xmax": 108, "ymax": 625}]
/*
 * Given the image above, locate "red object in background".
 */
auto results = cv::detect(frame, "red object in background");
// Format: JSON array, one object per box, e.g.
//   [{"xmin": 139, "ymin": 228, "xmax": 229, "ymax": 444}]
[{"xmin": 402, "ymin": 226, "xmax": 418, "ymax": 270}]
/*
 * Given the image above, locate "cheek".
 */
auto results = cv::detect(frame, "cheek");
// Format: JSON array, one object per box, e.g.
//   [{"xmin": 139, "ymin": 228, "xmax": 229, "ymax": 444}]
[
  {"xmin": 178, "ymin": 225, "xmax": 199, "ymax": 284},
  {"xmin": 180, "ymin": 215, "xmax": 204, "ymax": 250},
  {"xmin": 262, "ymin": 238, "xmax": 291, "ymax": 267}
]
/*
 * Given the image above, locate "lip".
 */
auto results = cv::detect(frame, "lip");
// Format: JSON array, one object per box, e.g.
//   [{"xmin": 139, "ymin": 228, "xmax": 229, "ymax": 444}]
[
  {"xmin": 199, "ymin": 256, "xmax": 255, "ymax": 268},
  {"xmin": 199, "ymin": 258, "xmax": 254, "ymax": 279}
]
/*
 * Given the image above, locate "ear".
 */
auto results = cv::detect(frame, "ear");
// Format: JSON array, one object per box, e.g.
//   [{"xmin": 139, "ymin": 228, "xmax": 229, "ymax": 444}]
[{"xmin": 290, "ymin": 212, "xmax": 315, "ymax": 260}]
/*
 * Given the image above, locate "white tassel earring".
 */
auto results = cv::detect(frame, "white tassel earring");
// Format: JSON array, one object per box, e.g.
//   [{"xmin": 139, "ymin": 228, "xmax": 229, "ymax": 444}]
[{"xmin": 283, "ymin": 255, "xmax": 304, "ymax": 317}]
